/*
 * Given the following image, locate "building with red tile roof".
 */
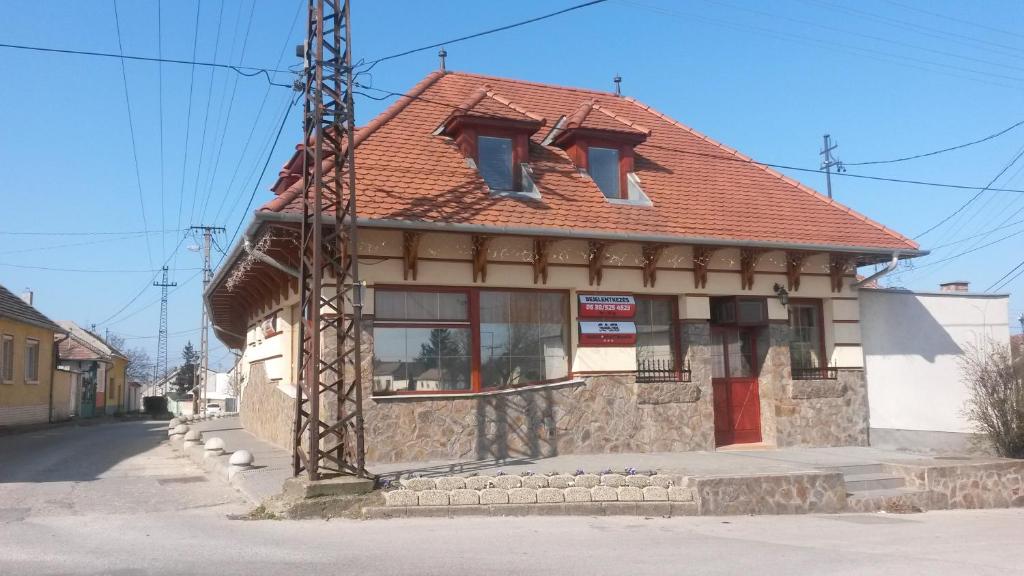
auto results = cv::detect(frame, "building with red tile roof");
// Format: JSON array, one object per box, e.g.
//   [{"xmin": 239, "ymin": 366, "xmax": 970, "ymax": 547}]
[{"xmin": 208, "ymin": 70, "xmax": 924, "ymax": 461}]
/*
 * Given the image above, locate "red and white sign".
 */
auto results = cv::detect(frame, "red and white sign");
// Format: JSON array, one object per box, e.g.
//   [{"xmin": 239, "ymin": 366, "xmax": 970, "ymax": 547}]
[
  {"xmin": 578, "ymin": 321, "xmax": 637, "ymax": 346},
  {"xmin": 578, "ymin": 294, "xmax": 636, "ymax": 319}
]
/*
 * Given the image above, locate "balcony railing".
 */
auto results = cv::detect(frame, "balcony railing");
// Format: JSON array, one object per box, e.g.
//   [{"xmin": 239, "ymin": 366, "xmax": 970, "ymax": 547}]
[{"xmin": 637, "ymin": 358, "xmax": 691, "ymax": 383}]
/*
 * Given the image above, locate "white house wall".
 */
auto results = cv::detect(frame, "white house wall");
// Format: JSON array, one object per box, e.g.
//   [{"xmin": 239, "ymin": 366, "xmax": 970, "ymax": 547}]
[{"xmin": 860, "ymin": 289, "xmax": 1010, "ymax": 434}]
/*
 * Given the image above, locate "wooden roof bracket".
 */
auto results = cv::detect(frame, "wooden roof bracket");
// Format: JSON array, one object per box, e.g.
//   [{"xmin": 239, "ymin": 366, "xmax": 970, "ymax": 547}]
[
  {"xmin": 641, "ymin": 243, "xmax": 665, "ymax": 287},
  {"xmin": 472, "ymin": 235, "xmax": 492, "ymax": 283},
  {"xmin": 829, "ymin": 254, "xmax": 853, "ymax": 293},
  {"xmin": 532, "ymin": 238, "xmax": 553, "ymax": 285},
  {"xmin": 739, "ymin": 248, "xmax": 764, "ymax": 291},
  {"xmin": 692, "ymin": 245, "xmax": 716, "ymax": 289},
  {"xmin": 786, "ymin": 250, "xmax": 808, "ymax": 292},
  {"xmin": 587, "ymin": 240, "xmax": 608, "ymax": 286},
  {"xmin": 402, "ymin": 231, "xmax": 422, "ymax": 281}
]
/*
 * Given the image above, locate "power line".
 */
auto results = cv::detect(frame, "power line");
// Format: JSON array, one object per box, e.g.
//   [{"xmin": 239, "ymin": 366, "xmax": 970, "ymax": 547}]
[
  {"xmin": 112, "ymin": 0, "xmax": 153, "ymax": 269},
  {"xmin": 911, "ymin": 143, "xmax": 1024, "ymax": 239},
  {"xmin": 0, "ymin": 43, "xmax": 291, "ymax": 87},
  {"xmin": 0, "ymin": 229, "xmax": 183, "ymax": 236},
  {"xmin": 987, "ymin": 257, "xmax": 1024, "ymax": 293},
  {"xmin": 358, "ymin": 0, "xmax": 609, "ymax": 72},
  {"xmin": 884, "ymin": 0, "xmax": 1024, "ymax": 41},
  {"xmin": 174, "ymin": 2, "xmax": 204, "ymax": 275},
  {"xmin": 928, "ymin": 217, "xmax": 1024, "ymax": 250},
  {"xmin": 225, "ymin": 94, "xmax": 301, "ymax": 250},
  {"xmin": 355, "ymin": 83, "xmax": 1024, "ymax": 195},
  {"xmin": 187, "ymin": 0, "xmax": 227, "ymax": 228},
  {"xmin": 846, "ymin": 119, "xmax": 1024, "ymax": 166},
  {"xmin": 0, "ymin": 234, "xmax": 144, "ymax": 255},
  {"xmin": 0, "ymin": 263, "xmax": 201, "ymax": 273},
  {"xmin": 158, "ymin": 0, "xmax": 165, "ymax": 260},
  {"xmin": 211, "ymin": 0, "xmax": 304, "ymax": 226}
]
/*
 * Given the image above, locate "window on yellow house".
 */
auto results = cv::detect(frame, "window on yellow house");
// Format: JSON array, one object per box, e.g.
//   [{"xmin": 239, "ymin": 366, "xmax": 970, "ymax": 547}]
[
  {"xmin": 25, "ymin": 338, "xmax": 39, "ymax": 383},
  {"xmin": 1, "ymin": 334, "xmax": 13, "ymax": 382}
]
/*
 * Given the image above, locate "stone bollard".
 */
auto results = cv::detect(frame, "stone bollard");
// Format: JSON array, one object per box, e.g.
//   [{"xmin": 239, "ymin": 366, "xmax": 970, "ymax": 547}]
[
  {"xmin": 168, "ymin": 418, "xmax": 181, "ymax": 429},
  {"xmin": 169, "ymin": 424, "xmax": 189, "ymax": 439},
  {"xmin": 183, "ymin": 429, "xmax": 203, "ymax": 449},
  {"xmin": 228, "ymin": 450, "xmax": 254, "ymax": 480},
  {"xmin": 203, "ymin": 437, "xmax": 225, "ymax": 458}
]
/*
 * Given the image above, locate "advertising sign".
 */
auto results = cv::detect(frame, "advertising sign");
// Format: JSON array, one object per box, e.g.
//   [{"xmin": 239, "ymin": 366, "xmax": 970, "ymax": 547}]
[
  {"xmin": 578, "ymin": 294, "xmax": 636, "ymax": 319},
  {"xmin": 578, "ymin": 321, "xmax": 637, "ymax": 346}
]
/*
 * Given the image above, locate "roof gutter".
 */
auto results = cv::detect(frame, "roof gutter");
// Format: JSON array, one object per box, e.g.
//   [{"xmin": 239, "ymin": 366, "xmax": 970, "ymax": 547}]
[
  {"xmin": 253, "ymin": 211, "xmax": 929, "ymax": 259},
  {"xmin": 852, "ymin": 252, "xmax": 900, "ymax": 288}
]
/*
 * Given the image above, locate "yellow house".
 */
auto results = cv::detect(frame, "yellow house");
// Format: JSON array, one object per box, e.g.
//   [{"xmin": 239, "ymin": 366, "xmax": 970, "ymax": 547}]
[
  {"xmin": 56, "ymin": 321, "xmax": 130, "ymax": 417},
  {"xmin": 0, "ymin": 284, "xmax": 63, "ymax": 427}
]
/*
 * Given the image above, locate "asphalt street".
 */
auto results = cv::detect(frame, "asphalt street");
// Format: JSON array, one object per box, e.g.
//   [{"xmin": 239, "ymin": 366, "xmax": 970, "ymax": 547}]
[{"xmin": 1, "ymin": 420, "xmax": 1023, "ymax": 575}]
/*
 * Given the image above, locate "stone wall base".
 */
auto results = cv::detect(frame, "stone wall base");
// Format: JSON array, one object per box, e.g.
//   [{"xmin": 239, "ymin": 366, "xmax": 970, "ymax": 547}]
[{"xmin": 0, "ymin": 403, "xmax": 48, "ymax": 427}]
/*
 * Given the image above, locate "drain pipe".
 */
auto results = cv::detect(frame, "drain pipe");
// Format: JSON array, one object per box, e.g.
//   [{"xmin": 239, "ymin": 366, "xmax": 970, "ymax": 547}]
[
  {"xmin": 243, "ymin": 238, "xmax": 299, "ymax": 278},
  {"xmin": 852, "ymin": 252, "xmax": 900, "ymax": 288}
]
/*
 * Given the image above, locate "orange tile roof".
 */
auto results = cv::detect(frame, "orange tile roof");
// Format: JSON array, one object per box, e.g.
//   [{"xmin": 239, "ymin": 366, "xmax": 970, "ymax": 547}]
[{"xmin": 263, "ymin": 71, "xmax": 917, "ymax": 252}]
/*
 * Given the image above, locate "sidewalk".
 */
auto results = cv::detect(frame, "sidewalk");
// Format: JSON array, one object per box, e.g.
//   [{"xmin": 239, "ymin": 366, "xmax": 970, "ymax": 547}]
[{"xmin": 184, "ymin": 416, "xmax": 293, "ymax": 504}]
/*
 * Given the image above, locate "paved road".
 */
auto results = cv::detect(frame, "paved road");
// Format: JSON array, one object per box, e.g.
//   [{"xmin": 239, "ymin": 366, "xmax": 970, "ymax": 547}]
[{"xmin": 1, "ymin": 421, "xmax": 1023, "ymax": 575}]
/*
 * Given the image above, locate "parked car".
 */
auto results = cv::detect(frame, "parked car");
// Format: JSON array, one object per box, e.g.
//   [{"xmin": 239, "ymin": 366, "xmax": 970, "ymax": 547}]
[{"xmin": 206, "ymin": 402, "xmax": 222, "ymax": 415}]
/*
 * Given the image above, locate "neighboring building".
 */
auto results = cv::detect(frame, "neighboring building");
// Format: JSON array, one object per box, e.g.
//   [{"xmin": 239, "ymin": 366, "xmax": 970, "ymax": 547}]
[
  {"xmin": 861, "ymin": 283, "xmax": 1011, "ymax": 453},
  {"xmin": 142, "ymin": 367, "xmax": 235, "ymax": 415},
  {"xmin": 207, "ymin": 70, "xmax": 925, "ymax": 461},
  {"xmin": 56, "ymin": 322, "xmax": 129, "ymax": 417},
  {"xmin": 0, "ymin": 285, "xmax": 64, "ymax": 426}
]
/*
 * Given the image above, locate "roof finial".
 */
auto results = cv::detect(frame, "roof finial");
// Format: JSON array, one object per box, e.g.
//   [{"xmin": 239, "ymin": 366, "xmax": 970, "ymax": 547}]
[
  {"xmin": 613, "ymin": 74, "xmax": 622, "ymax": 96},
  {"xmin": 438, "ymin": 47, "xmax": 447, "ymax": 72}
]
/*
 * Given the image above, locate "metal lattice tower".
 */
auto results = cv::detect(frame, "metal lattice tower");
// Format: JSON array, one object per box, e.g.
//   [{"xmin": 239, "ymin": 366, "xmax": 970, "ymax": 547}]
[
  {"xmin": 293, "ymin": 0, "xmax": 367, "ymax": 480},
  {"xmin": 153, "ymin": 266, "xmax": 177, "ymax": 391}
]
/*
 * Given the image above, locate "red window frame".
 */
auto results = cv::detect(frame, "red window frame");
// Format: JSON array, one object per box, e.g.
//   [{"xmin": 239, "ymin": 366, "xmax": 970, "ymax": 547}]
[
  {"xmin": 566, "ymin": 136, "xmax": 635, "ymax": 200},
  {"xmin": 372, "ymin": 285, "xmax": 572, "ymax": 395},
  {"xmin": 452, "ymin": 124, "xmax": 531, "ymax": 191}
]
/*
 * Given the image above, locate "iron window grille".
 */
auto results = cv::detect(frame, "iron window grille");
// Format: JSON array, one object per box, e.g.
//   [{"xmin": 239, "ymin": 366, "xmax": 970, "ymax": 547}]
[{"xmin": 636, "ymin": 358, "xmax": 691, "ymax": 383}]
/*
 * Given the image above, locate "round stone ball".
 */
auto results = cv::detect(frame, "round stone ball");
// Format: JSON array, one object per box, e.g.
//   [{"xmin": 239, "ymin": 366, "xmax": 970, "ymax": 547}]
[
  {"xmin": 184, "ymin": 429, "xmax": 202, "ymax": 442},
  {"xmin": 229, "ymin": 450, "xmax": 254, "ymax": 467},
  {"xmin": 172, "ymin": 424, "xmax": 189, "ymax": 435},
  {"xmin": 204, "ymin": 437, "xmax": 226, "ymax": 451},
  {"xmin": 168, "ymin": 418, "xmax": 181, "ymax": 428}
]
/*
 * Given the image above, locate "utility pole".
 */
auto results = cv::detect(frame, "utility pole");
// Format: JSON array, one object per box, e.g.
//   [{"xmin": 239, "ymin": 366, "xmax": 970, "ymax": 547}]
[
  {"xmin": 153, "ymin": 266, "xmax": 176, "ymax": 394},
  {"xmin": 820, "ymin": 134, "xmax": 845, "ymax": 199},
  {"xmin": 190, "ymin": 226, "xmax": 225, "ymax": 416},
  {"xmin": 293, "ymin": 0, "xmax": 367, "ymax": 480}
]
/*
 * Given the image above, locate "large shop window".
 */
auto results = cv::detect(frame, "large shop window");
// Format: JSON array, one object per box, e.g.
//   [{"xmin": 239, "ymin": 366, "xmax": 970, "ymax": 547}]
[
  {"xmin": 635, "ymin": 296, "xmax": 677, "ymax": 371},
  {"xmin": 372, "ymin": 288, "xmax": 570, "ymax": 394},
  {"xmin": 373, "ymin": 290, "xmax": 472, "ymax": 392},
  {"xmin": 788, "ymin": 300, "xmax": 826, "ymax": 372},
  {"xmin": 480, "ymin": 291, "xmax": 569, "ymax": 389}
]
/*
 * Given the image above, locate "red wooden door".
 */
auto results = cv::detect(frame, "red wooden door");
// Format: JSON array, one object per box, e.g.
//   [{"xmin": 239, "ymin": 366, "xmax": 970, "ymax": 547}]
[{"xmin": 711, "ymin": 327, "xmax": 762, "ymax": 446}]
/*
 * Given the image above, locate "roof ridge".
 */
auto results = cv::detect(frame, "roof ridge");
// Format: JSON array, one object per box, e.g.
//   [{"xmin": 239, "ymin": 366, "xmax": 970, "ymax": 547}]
[
  {"xmin": 622, "ymin": 96, "xmax": 919, "ymax": 250},
  {"xmin": 484, "ymin": 89, "xmax": 545, "ymax": 122},
  {"xmin": 447, "ymin": 70, "xmax": 621, "ymax": 99}
]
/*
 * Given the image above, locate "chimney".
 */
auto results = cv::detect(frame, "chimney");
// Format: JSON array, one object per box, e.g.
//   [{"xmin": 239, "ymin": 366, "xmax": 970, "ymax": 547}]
[
  {"xmin": 939, "ymin": 281, "xmax": 969, "ymax": 293},
  {"xmin": 20, "ymin": 290, "xmax": 33, "ymax": 306}
]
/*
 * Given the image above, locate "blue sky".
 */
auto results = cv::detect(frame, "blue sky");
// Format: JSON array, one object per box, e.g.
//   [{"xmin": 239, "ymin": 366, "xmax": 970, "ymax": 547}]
[{"xmin": 1, "ymin": 0, "xmax": 1023, "ymax": 374}]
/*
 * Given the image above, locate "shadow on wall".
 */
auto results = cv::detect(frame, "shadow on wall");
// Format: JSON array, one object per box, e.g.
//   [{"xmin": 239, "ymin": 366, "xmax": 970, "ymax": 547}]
[
  {"xmin": 475, "ymin": 388, "xmax": 558, "ymax": 461},
  {"xmin": 861, "ymin": 291, "xmax": 963, "ymax": 362}
]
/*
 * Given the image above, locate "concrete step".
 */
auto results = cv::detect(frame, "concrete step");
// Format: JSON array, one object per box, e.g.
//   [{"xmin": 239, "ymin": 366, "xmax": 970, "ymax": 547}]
[
  {"xmin": 843, "ymin": 472, "xmax": 905, "ymax": 492},
  {"xmin": 828, "ymin": 463, "xmax": 885, "ymax": 476},
  {"xmin": 845, "ymin": 487, "xmax": 929, "ymax": 513}
]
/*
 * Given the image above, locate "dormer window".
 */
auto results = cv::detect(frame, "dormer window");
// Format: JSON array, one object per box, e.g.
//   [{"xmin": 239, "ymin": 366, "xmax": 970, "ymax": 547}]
[
  {"xmin": 478, "ymin": 135, "xmax": 514, "ymax": 190},
  {"xmin": 587, "ymin": 146, "xmax": 621, "ymax": 198},
  {"xmin": 437, "ymin": 86, "xmax": 545, "ymax": 196},
  {"xmin": 545, "ymin": 100, "xmax": 652, "ymax": 204}
]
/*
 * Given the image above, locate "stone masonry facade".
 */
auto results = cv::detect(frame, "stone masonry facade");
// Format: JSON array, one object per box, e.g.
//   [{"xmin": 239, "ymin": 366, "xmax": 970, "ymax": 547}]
[{"xmin": 240, "ymin": 319, "xmax": 869, "ymax": 461}]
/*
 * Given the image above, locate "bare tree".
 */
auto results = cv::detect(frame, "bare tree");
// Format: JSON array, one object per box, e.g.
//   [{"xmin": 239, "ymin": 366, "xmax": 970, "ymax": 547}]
[
  {"xmin": 961, "ymin": 340, "xmax": 1024, "ymax": 459},
  {"xmin": 107, "ymin": 334, "xmax": 154, "ymax": 384}
]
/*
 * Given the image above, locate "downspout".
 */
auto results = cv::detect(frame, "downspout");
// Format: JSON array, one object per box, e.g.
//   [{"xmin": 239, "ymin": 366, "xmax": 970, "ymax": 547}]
[
  {"xmin": 852, "ymin": 252, "xmax": 900, "ymax": 288},
  {"xmin": 51, "ymin": 334, "xmax": 69, "ymax": 423}
]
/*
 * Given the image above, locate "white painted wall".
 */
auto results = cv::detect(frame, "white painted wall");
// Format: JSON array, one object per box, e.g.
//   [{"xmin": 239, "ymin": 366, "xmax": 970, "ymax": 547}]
[{"xmin": 860, "ymin": 288, "xmax": 1010, "ymax": 433}]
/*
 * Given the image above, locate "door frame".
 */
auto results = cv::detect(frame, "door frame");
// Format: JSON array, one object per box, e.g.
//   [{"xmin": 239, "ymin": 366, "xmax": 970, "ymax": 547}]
[{"xmin": 711, "ymin": 326, "xmax": 763, "ymax": 447}]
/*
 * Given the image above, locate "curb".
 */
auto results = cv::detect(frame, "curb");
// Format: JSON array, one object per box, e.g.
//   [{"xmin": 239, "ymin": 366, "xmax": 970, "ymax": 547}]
[{"xmin": 166, "ymin": 419, "xmax": 264, "ymax": 506}]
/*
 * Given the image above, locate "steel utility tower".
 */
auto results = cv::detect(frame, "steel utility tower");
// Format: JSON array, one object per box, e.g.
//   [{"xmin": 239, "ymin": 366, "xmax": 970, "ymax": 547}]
[
  {"xmin": 190, "ymin": 226, "xmax": 225, "ymax": 415},
  {"xmin": 293, "ymin": 0, "xmax": 367, "ymax": 480},
  {"xmin": 820, "ymin": 134, "xmax": 845, "ymax": 199},
  {"xmin": 153, "ymin": 266, "xmax": 176, "ymax": 392}
]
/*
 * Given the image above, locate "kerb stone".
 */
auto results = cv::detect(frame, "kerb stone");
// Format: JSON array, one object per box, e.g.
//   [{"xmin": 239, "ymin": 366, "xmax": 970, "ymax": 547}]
[
  {"xmin": 625, "ymin": 475, "xmax": 652, "ymax": 488},
  {"xmin": 642, "ymin": 486, "xmax": 669, "ymax": 501},
  {"xmin": 537, "ymin": 487, "xmax": 564, "ymax": 503},
  {"xmin": 402, "ymin": 477, "xmax": 436, "ymax": 491},
  {"xmin": 465, "ymin": 476, "xmax": 494, "ymax": 491},
  {"xmin": 449, "ymin": 489, "xmax": 480, "ymax": 506},
  {"xmin": 564, "ymin": 487, "xmax": 592, "ymax": 502},
  {"xmin": 618, "ymin": 486, "xmax": 643, "ymax": 502},
  {"xmin": 668, "ymin": 486, "xmax": 694, "ymax": 502},
  {"xmin": 508, "ymin": 488, "xmax": 537, "ymax": 504},
  {"xmin": 479, "ymin": 488, "xmax": 509, "ymax": 505},
  {"xmin": 592, "ymin": 486, "xmax": 618, "ymax": 502},
  {"xmin": 574, "ymin": 474, "xmax": 600, "ymax": 489},
  {"xmin": 522, "ymin": 476, "xmax": 549, "ymax": 489},
  {"xmin": 417, "ymin": 490, "xmax": 449, "ymax": 506},
  {"xmin": 434, "ymin": 477, "xmax": 465, "ymax": 490},
  {"xmin": 491, "ymin": 475, "xmax": 522, "ymax": 490},
  {"xmin": 384, "ymin": 490, "xmax": 418, "ymax": 507}
]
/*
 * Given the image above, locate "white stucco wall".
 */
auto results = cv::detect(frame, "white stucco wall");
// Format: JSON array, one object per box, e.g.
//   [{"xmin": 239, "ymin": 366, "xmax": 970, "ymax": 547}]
[{"xmin": 860, "ymin": 288, "xmax": 1010, "ymax": 434}]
